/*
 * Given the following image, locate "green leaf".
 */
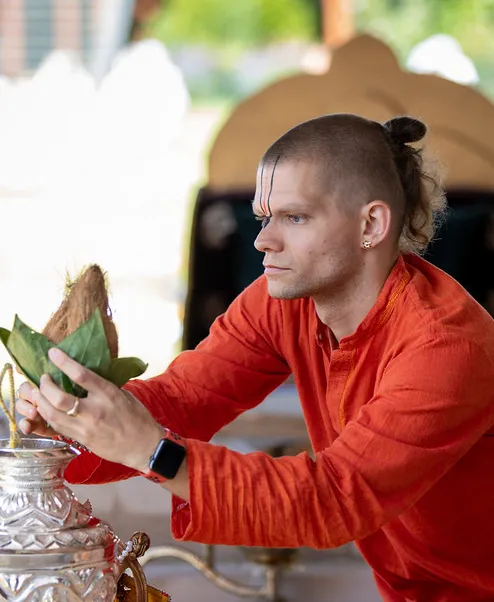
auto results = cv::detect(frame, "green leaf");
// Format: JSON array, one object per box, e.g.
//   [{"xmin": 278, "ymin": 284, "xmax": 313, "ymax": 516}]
[
  {"xmin": 0, "ymin": 328, "xmax": 10, "ymax": 347},
  {"xmin": 106, "ymin": 357, "xmax": 148, "ymax": 388},
  {"xmin": 0, "ymin": 327, "xmax": 17, "ymax": 375},
  {"xmin": 58, "ymin": 309, "xmax": 111, "ymax": 377},
  {"xmin": 61, "ymin": 373, "xmax": 75, "ymax": 396},
  {"xmin": 0, "ymin": 311, "xmax": 146, "ymax": 395},
  {"xmin": 2, "ymin": 316, "xmax": 59, "ymax": 387}
]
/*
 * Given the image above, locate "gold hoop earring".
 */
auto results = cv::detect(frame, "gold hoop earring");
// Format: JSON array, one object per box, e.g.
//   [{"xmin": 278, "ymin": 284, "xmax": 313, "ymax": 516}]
[{"xmin": 362, "ymin": 240, "xmax": 372, "ymax": 250}]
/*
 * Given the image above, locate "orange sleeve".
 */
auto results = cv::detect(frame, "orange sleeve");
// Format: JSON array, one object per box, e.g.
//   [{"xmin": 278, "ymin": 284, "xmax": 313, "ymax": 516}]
[
  {"xmin": 65, "ymin": 277, "xmax": 290, "ymax": 485},
  {"xmin": 172, "ymin": 336, "xmax": 494, "ymax": 548}
]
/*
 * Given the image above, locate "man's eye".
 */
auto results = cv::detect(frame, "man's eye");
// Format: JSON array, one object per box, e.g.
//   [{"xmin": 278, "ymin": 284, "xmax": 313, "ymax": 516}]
[{"xmin": 288, "ymin": 214, "xmax": 305, "ymax": 224}]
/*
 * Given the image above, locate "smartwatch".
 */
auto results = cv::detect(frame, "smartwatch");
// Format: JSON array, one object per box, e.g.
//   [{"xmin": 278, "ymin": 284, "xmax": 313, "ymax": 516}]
[{"xmin": 143, "ymin": 429, "xmax": 186, "ymax": 483}]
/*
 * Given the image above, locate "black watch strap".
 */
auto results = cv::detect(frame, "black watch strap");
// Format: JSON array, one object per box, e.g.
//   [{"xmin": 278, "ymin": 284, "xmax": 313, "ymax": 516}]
[{"xmin": 143, "ymin": 429, "xmax": 186, "ymax": 483}]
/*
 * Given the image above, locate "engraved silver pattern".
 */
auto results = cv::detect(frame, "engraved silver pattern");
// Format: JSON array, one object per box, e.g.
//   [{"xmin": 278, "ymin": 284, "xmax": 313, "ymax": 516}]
[{"xmin": 0, "ymin": 438, "xmax": 120, "ymax": 601}]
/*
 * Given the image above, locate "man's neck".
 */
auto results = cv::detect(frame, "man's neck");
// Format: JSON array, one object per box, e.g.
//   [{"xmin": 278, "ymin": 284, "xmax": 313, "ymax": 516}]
[{"xmin": 314, "ymin": 255, "xmax": 398, "ymax": 343}]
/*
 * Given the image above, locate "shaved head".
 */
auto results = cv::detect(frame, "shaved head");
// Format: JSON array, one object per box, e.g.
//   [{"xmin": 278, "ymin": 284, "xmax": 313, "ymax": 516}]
[{"xmin": 260, "ymin": 114, "xmax": 444, "ymax": 253}]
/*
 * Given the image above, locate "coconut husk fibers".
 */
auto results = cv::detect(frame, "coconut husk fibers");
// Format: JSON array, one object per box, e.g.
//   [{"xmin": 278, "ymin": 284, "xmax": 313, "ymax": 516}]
[{"xmin": 43, "ymin": 265, "xmax": 118, "ymax": 358}]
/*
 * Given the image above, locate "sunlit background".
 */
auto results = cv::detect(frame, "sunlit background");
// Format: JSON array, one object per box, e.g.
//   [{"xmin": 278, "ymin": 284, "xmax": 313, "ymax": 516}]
[{"xmin": 1, "ymin": 0, "xmax": 492, "ymax": 381}]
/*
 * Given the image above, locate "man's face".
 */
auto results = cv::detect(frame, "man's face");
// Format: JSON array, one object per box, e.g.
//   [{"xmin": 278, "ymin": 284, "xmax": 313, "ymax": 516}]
[{"xmin": 253, "ymin": 159, "xmax": 364, "ymax": 301}]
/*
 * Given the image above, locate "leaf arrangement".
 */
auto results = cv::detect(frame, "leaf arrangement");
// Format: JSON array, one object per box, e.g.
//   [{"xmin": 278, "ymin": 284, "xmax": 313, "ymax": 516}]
[{"xmin": 0, "ymin": 309, "xmax": 147, "ymax": 397}]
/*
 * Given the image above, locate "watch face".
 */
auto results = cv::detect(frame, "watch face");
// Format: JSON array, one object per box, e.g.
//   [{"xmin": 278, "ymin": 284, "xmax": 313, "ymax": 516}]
[{"xmin": 149, "ymin": 438, "xmax": 186, "ymax": 480}]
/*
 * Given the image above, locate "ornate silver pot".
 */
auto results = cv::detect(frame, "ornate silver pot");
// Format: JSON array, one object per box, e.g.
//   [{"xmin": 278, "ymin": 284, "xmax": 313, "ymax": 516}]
[{"xmin": 0, "ymin": 437, "xmax": 130, "ymax": 602}]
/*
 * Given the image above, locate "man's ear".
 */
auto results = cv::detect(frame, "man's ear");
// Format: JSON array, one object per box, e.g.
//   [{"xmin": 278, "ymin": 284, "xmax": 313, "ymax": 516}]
[{"xmin": 360, "ymin": 200, "xmax": 393, "ymax": 247}]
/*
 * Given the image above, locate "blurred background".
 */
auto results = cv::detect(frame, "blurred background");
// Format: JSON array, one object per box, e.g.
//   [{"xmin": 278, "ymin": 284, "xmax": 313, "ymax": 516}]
[
  {"xmin": 0, "ymin": 2, "xmax": 493, "ymax": 601},
  {"xmin": 1, "ymin": 0, "xmax": 493, "ymax": 376}
]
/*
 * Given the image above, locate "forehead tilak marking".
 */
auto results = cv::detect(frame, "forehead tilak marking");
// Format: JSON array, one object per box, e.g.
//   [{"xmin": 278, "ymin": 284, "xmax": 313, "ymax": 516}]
[
  {"xmin": 259, "ymin": 161, "xmax": 267, "ymax": 214},
  {"xmin": 265, "ymin": 155, "xmax": 280, "ymax": 216}
]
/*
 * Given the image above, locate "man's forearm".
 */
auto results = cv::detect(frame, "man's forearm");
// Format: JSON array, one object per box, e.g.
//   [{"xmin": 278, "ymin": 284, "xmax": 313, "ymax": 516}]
[
  {"xmin": 132, "ymin": 426, "xmax": 190, "ymax": 500},
  {"xmin": 160, "ymin": 457, "xmax": 189, "ymax": 500}
]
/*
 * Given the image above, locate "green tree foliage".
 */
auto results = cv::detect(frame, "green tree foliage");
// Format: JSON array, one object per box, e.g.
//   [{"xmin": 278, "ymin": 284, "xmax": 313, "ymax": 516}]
[
  {"xmin": 147, "ymin": 0, "xmax": 494, "ymax": 57},
  {"xmin": 356, "ymin": 0, "xmax": 494, "ymax": 61},
  {"xmin": 147, "ymin": 0, "xmax": 318, "ymax": 48},
  {"xmin": 356, "ymin": 0, "xmax": 494, "ymax": 96},
  {"xmin": 145, "ymin": 0, "xmax": 494, "ymax": 99}
]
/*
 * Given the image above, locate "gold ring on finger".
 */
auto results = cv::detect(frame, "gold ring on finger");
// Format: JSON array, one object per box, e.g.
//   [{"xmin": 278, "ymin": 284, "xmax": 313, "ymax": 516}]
[{"xmin": 66, "ymin": 397, "xmax": 80, "ymax": 417}]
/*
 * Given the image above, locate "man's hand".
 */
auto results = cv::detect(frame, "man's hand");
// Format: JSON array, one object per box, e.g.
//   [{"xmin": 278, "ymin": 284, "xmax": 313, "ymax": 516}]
[
  {"xmin": 16, "ymin": 389, "xmax": 58, "ymax": 438},
  {"xmin": 16, "ymin": 348, "xmax": 163, "ymax": 474}
]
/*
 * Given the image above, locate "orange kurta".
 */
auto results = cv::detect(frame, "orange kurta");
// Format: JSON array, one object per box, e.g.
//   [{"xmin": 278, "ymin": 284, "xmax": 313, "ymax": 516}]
[{"xmin": 66, "ymin": 255, "xmax": 494, "ymax": 601}]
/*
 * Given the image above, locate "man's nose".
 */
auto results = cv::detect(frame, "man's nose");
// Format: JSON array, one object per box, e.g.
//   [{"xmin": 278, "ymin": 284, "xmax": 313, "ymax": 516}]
[{"xmin": 254, "ymin": 220, "xmax": 282, "ymax": 253}]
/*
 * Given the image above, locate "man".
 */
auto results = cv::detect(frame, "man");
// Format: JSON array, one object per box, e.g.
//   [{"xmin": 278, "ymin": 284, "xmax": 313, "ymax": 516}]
[{"xmin": 17, "ymin": 114, "xmax": 494, "ymax": 601}]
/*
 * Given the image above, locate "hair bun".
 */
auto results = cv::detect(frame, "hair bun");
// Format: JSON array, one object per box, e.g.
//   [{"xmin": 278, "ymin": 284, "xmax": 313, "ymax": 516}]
[{"xmin": 383, "ymin": 116, "xmax": 427, "ymax": 145}]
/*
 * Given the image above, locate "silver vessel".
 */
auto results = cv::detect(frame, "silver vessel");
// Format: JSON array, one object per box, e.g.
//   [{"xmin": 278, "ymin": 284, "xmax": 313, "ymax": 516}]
[{"xmin": 0, "ymin": 438, "xmax": 125, "ymax": 601}]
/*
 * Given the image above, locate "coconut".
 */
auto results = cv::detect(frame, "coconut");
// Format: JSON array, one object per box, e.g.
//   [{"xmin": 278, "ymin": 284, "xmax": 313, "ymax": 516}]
[{"xmin": 43, "ymin": 265, "xmax": 119, "ymax": 358}]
